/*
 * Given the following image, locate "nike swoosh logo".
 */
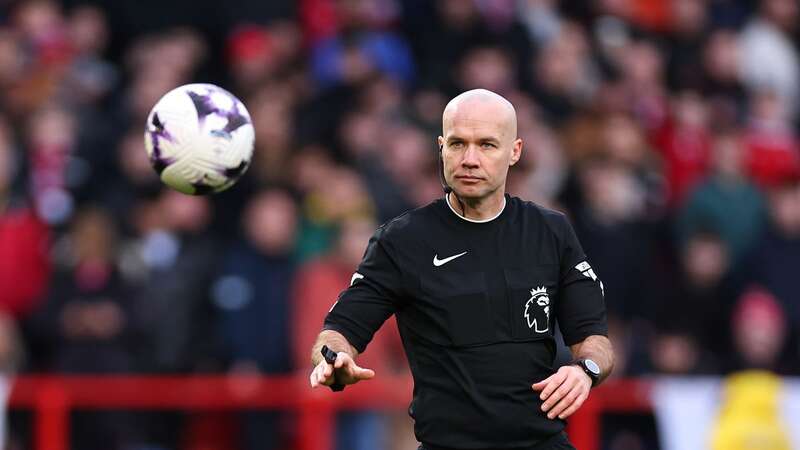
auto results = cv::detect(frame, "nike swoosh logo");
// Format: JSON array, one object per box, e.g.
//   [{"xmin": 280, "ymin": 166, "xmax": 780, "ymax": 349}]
[{"xmin": 433, "ymin": 251, "xmax": 468, "ymax": 267}]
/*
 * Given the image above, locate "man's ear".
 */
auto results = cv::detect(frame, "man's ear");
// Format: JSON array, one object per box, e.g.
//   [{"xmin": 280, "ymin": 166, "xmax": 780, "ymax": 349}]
[
  {"xmin": 437, "ymin": 136, "xmax": 444, "ymax": 151},
  {"xmin": 509, "ymin": 138, "xmax": 523, "ymax": 166}
]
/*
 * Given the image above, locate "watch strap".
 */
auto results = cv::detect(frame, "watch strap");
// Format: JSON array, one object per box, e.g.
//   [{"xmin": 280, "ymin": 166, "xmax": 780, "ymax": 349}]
[{"xmin": 572, "ymin": 358, "xmax": 600, "ymax": 387}]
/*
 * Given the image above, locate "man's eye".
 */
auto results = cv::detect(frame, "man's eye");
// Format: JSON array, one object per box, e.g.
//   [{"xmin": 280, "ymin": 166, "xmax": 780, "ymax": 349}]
[
  {"xmin": 481, "ymin": 143, "xmax": 496, "ymax": 148},
  {"xmin": 451, "ymin": 142, "xmax": 464, "ymax": 149}
]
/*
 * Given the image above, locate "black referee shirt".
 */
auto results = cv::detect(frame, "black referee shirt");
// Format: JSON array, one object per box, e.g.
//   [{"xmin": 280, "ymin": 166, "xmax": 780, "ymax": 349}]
[{"xmin": 324, "ymin": 194, "xmax": 607, "ymax": 449}]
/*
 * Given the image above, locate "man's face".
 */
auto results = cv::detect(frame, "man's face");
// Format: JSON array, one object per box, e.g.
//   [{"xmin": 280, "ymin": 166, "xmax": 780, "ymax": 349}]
[{"xmin": 438, "ymin": 101, "xmax": 521, "ymax": 201}]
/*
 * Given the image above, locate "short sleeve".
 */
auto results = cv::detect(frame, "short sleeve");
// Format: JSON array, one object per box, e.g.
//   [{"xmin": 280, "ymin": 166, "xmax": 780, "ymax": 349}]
[
  {"xmin": 553, "ymin": 215, "xmax": 608, "ymax": 346},
  {"xmin": 323, "ymin": 226, "xmax": 402, "ymax": 353}
]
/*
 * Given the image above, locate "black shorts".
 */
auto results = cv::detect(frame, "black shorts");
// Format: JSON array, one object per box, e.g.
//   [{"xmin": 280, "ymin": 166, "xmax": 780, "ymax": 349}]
[{"xmin": 418, "ymin": 432, "xmax": 576, "ymax": 450}]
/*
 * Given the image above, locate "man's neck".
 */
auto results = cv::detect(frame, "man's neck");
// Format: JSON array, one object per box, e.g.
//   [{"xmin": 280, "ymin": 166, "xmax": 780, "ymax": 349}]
[{"xmin": 447, "ymin": 190, "xmax": 506, "ymax": 222}]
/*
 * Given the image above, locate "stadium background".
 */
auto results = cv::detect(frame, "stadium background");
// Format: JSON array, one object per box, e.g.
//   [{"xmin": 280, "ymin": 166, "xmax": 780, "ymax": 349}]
[{"xmin": 0, "ymin": 0, "xmax": 799, "ymax": 449}]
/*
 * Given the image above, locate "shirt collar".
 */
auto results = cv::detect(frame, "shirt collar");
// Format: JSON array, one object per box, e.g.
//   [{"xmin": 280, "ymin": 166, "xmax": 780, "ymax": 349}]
[{"xmin": 445, "ymin": 194, "xmax": 506, "ymax": 223}]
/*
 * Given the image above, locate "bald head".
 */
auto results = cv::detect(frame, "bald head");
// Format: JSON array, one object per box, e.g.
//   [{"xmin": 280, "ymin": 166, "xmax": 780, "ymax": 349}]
[
  {"xmin": 442, "ymin": 89, "xmax": 517, "ymax": 140},
  {"xmin": 438, "ymin": 89, "xmax": 523, "ymax": 205}
]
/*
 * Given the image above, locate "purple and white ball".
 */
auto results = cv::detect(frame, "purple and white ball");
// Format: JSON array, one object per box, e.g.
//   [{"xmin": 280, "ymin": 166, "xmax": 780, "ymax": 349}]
[{"xmin": 144, "ymin": 83, "xmax": 255, "ymax": 195}]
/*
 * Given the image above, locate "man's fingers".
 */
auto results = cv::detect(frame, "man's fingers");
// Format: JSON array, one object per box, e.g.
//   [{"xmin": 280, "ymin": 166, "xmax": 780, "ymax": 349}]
[
  {"xmin": 556, "ymin": 389, "xmax": 589, "ymax": 420},
  {"xmin": 334, "ymin": 352, "xmax": 355, "ymax": 369},
  {"xmin": 541, "ymin": 382, "xmax": 569, "ymax": 412},
  {"xmin": 531, "ymin": 374, "xmax": 553, "ymax": 391},
  {"xmin": 354, "ymin": 367, "xmax": 375, "ymax": 380},
  {"xmin": 344, "ymin": 361, "xmax": 375, "ymax": 380},
  {"xmin": 310, "ymin": 354, "xmax": 376, "ymax": 389},
  {"xmin": 542, "ymin": 379, "xmax": 575, "ymax": 411},
  {"xmin": 547, "ymin": 385, "xmax": 582, "ymax": 419},
  {"xmin": 310, "ymin": 361, "xmax": 334, "ymax": 388},
  {"xmin": 537, "ymin": 371, "xmax": 566, "ymax": 401},
  {"xmin": 310, "ymin": 366, "xmax": 323, "ymax": 388},
  {"xmin": 532, "ymin": 366, "xmax": 593, "ymax": 418}
]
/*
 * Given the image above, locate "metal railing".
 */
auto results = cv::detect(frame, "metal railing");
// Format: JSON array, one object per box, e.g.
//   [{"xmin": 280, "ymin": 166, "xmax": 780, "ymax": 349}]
[{"xmin": 9, "ymin": 375, "xmax": 653, "ymax": 450}]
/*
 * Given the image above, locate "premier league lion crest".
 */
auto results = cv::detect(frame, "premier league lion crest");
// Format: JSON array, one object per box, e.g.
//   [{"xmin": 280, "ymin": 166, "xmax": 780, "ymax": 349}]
[{"xmin": 524, "ymin": 286, "xmax": 550, "ymax": 333}]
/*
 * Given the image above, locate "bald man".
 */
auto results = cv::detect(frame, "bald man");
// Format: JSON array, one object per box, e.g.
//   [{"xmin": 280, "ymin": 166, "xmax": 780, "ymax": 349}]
[{"xmin": 310, "ymin": 89, "xmax": 613, "ymax": 450}]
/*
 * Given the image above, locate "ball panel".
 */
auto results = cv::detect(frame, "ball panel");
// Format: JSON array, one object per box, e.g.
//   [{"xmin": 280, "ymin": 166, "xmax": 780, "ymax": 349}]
[
  {"xmin": 145, "ymin": 113, "xmax": 178, "ymax": 174},
  {"xmin": 160, "ymin": 159, "xmax": 199, "ymax": 195}
]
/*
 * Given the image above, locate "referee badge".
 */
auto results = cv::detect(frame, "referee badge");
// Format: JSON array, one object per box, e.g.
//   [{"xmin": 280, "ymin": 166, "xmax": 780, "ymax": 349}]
[{"xmin": 524, "ymin": 286, "xmax": 550, "ymax": 333}]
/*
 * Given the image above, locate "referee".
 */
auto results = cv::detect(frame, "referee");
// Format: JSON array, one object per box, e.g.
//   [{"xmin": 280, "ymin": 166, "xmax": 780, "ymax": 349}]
[{"xmin": 309, "ymin": 89, "xmax": 614, "ymax": 450}]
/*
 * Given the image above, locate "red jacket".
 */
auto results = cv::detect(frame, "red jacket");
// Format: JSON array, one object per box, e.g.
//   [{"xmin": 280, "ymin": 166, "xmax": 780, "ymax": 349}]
[{"xmin": 0, "ymin": 207, "xmax": 50, "ymax": 317}]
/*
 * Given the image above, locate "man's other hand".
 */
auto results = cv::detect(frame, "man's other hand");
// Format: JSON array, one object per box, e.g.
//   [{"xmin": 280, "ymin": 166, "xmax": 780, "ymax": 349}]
[
  {"xmin": 531, "ymin": 365, "xmax": 591, "ymax": 420},
  {"xmin": 309, "ymin": 351, "xmax": 375, "ymax": 388}
]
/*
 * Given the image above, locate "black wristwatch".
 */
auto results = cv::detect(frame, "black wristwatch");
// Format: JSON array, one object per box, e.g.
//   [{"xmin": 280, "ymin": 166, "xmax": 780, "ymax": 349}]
[{"xmin": 572, "ymin": 358, "xmax": 601, "ymax": 387}]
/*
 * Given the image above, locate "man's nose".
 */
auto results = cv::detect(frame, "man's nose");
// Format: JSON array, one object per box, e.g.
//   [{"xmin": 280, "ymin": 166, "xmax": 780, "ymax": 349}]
[{"xmin": 461, "ymin": 145, "xmax": 480, "ymax": 168}]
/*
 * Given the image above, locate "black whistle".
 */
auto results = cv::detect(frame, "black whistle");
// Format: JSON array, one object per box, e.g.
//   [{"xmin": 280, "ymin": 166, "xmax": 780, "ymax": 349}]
[{"xmin": 321, "ymin": 345, "xmax": 345, "ymax": 392}]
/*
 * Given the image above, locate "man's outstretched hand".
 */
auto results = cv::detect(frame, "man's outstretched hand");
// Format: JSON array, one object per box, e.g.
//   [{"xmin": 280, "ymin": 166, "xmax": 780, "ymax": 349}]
[
  {"xmin": 531, "ymin": 365, "xmax": 591, "ymax": 420},
  {"xmin": 309, "ymin": 351, "xmax": 375, "ymax": 388}
]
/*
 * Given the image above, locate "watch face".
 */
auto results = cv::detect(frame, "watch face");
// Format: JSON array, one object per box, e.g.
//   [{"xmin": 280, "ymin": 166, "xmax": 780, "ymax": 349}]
[{"xmin": 584, "ymin": 359, "xmax": 601, "ymax": 375}]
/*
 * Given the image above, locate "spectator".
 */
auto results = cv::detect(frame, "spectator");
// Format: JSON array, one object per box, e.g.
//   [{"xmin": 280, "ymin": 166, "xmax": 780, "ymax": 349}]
[
  {"xmin": 702, "ymin": 29, "xmax": 747, "ymax": 127},
  {"xmin": 62, "ymin": 4, "xmax": 117, "ymax": 107},
  {"xmin": 25, "ymin": 103, "xmax": 78, "ymax": 225},
  {"xmin": 571, "ymin": 155, "xmax": 654, "ymax": 323},
  {"xmin": 246, "ymin": 82, "xmax": 298, "ymax": 186},
  {"xmin": 747, "ymin": 176, "xmax": 800, "ymax": 338},
  {"xmin": 102, "ymin": 127, "xmax": 162, "ymax": 220},
  {"xmin": 28, "ymin": 206, "xmax": 138, "ymax": 372},
  {"xmin": 408, "ymin": 0, "xmax": 512, "ymax": 90},
  {"xmin": 665, "ymin": 0, "xmax": 709, "ymax": 91},
  {"xmin": 517, "ymin": 0, "xmax": 562, "ymax": 47},
  {"xmin": 309, "ymin": 0, "xmax": 414, "ymax": 90},
  {"xmin": 6, "ymin": 0, "xmax": 71, "ymax": 116},
  {"xmin": 614, "ymin": 39, "xmax": 669, "ymax": 131},
  {"xmin": 742, "ymin": 91, "xmax": 800, "ymax": 189},
  {"xmin": 0, "ymin": 118, "xmax": 50, "ymax": 318},
  {"xmin": 27, "ymin": 206, "xmax": 143, "ymax": 450},
  {"xmin": 296, "ymin": 165, "xmax": 375, "ymax": 259},
  {"xmin": 726, "ymin": 287, "xmax": 793, "ymax": 374},
  {"xmin": 530, "ymin": 22, "xmax": 598, "ymax": 125},
  {"xmin": 227, "ymin": 21, "xmax": 302, "ymax": 96},
  {"xmin": 738, "ymin": 0, "xmax": 800, "ymax": 119},
  {"xmin": 649, "ymin": 230, "xmax": 737, "ymax": 375},
  {"xmin": 677, "ymin": 129, "xmax": 766, "ymax": 264},
  {"xmin": 652, "ymin": 90, "xmax": 712, "ymax": 207},
  {"xmin": 214, "ymin": 189, "xmax": 297, "ymax": 374},
  {"xmin": 456, "ymin": 46, "xmax": 517, "ymax": 95},
  {"xmin": 509, "ymin": 113, "xmax": 567, "ymax": 208},
  {"xmin": 226, "ymin": 25, "xmax": 277, "ymax": 95},
  {"xmin": 61, "ymin": 5, "xmax": 121, "ymax": 207},
  {"xmin": 212, "ymin": 189, "xmax": 299, "ymax": 450},
  {"xmin": 130, "ymin": 190, "xmax": 220, "ymax": 373}
]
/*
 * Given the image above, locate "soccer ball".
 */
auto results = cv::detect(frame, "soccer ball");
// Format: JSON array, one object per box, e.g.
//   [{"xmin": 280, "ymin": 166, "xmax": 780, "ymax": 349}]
[{"xmin": 144, "ymin": 83, "xmax": 255, "ymax": 195}]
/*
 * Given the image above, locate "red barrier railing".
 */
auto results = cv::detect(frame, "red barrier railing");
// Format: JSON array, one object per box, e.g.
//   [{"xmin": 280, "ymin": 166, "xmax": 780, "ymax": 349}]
[{"xmin": 9, "ymin": 375, "xmax": 652, "ymax": 450}]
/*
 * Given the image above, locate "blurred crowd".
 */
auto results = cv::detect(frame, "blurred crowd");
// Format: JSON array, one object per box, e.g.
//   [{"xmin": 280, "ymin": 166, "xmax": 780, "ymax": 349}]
[{"xmin": 1, "ymin": 0, "xmax": 800, "ymax": 449}]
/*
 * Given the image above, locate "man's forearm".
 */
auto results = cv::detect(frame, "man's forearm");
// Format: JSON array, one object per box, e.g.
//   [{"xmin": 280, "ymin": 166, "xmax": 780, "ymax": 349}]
[
  {"xmin": 569, "ymin": 335, "xmax": 614, "ymax": 385},
  {"xmin": 310, "ymin": 330, "xmax": 359, "ymax": 367}
]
